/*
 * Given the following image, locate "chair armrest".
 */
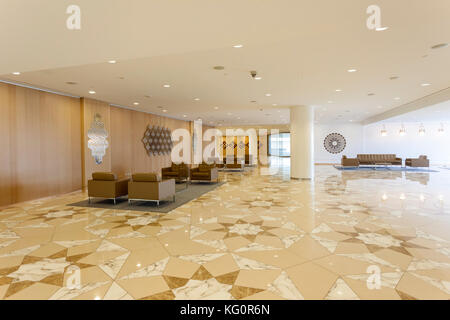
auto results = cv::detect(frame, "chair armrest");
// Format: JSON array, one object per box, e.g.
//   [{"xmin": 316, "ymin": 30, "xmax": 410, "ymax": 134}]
[
  {"xmin": 162, "ymin": 167, "xmax": 171, "ymax": 173},
  {"xmin": 115, "ymin": 178, "xmax": 130, "ymax": 197}
]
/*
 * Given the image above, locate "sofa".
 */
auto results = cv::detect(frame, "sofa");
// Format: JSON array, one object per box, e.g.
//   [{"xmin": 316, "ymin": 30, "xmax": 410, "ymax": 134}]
[
  {"xmin": 190, "ymin": 163, "xmax": 219, "ymax": 183},
  {"xmin": 162, "ymin": 162, "xmax": 190, "ymax": 182},
  {"xmin": 128, "ymin": 173, "xmax": 175, "ymax": 206},
  {"xmin": 88, "ymin": 172, "xmax": 130, "ymax": 204},
  {"xmin": 341, "ymin": 154, "xmax": 402, "ymax": 167},
  {"xmin": 405, "ymin": 155, "xmax": 429, "ymax": 168},
  {"xmin": 224, "ymin": 156, "xmax": 245, "ymax": 171}
]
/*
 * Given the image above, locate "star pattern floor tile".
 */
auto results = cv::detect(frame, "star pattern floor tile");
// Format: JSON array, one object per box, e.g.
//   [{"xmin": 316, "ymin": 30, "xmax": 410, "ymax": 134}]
[{"xmin": 0, "ymin": 160, "xmax": 449, "ymax": 300}]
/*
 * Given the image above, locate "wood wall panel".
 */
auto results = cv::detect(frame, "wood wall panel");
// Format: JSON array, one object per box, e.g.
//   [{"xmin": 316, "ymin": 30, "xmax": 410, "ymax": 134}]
[
  {"xmin": 0, "ymin": 82, "xmax": 82, "ymax": 207},
  {"xmin": 110, "ymin": 106, "xmax": 190, "ymax": 177}
]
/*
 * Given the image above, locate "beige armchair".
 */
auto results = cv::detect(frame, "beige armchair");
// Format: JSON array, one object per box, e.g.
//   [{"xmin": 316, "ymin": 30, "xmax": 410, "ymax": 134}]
[
  {"xmin": 341, "ymin": 156, "xmax": 359, "ymax": 167},
  {"xmin": 405, "ymin": 155, "xmax": 430, "ymax": 168},
  {"xmin": 162, "ymin": 162, "xmax": 190, "ymax": 182},
  {"xmin": 190, "ymin": 163, "xmax": 219, "ymax": 183},
  {"xmin": 88, "ymin": 172, "xmax": 130, "ymax": 204},
  {"xmin": 128, "ymin": 173, "xmax": 175, "ymax": 206}
]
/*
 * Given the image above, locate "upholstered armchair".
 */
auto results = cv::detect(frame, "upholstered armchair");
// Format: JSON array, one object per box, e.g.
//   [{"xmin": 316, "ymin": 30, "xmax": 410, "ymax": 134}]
[
  {"xmin": 128, "ymin": 173, "xmax": 175, "ymax": 206},
  {"xmin": 88, "ymin": 172, "xmax": 130, "ymax": 204},
  {"xmin": 190, "ymin": 163, "xmax": 219, "ymax": 183},
  {"xmin": 341, "ymin": 156, "xmax": 359, "ymax": 167},
  {"xmin": 405, "ymin": 155, "xmax": 430, "ymax": 168},
  {"xmin": 162, "ymin": 162, "xmax": 190, "ymax": 182}
]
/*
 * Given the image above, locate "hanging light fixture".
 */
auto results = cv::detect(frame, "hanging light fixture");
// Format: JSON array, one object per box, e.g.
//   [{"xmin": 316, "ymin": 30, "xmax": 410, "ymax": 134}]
[
  {"xmin": 381, "ymin": 124, "xmax": 388, "ymax": 136},
  {"xmin": 438, "ymin": 123, "xmax": 445, "ymax": 135},
  {"xmin": 418, "ymin": 123, "xmax": 426, "ymax": 136},
  {"xmin": 399, "ymin": 123, "xmax": 406, "ymax": 136},
  {"xmin": 87, "ymin": 113, "xmax": 109, "ymax": 164}
]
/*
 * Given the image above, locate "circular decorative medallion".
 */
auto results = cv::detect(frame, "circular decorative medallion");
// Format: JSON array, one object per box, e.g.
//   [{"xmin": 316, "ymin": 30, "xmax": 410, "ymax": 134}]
[{"xmin": 324, "ymin": 133, "xmax": 346, "ymax": 154}]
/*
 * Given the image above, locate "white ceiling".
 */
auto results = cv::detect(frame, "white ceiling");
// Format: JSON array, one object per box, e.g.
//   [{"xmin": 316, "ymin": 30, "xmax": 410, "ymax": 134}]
[
  {"xmin": 381, "ymin": 100, "xmax": 450, "ymax": 123},
  {"xmin": 1, "ymin": 0, "xmax": 449, "ymax": 125}
]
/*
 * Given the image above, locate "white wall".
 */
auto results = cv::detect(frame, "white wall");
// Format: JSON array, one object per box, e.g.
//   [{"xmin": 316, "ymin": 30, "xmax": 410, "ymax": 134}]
[
  {"xmin": 363, "ymin": 122, "xmax": 450, "ymax": 165},
  {"xmin": 314, "ymin": 123, "xmax": 364, "ymax": 164}
]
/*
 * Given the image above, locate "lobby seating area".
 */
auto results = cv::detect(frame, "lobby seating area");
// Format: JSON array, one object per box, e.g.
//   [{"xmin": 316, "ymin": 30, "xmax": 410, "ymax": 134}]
[{"xmin": 341, "ymin": 154, "xmax": 429, "ymax": 168}]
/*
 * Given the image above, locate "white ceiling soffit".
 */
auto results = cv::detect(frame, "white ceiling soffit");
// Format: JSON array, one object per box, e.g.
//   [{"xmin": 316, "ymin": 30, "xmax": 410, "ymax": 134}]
[
  {"xmin": 1, "ymin": 0, "xmax": 450, "ymax": 126},
  {"xmin": 363, "ymin": 87, "xmax": 450, "ymax": 125}
]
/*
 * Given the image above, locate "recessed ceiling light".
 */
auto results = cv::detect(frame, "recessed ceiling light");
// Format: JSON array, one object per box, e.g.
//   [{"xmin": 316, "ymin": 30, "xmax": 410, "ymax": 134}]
[
  {"xmin": 431, "ymin": 43, "xmax": 448, "ymax": 50},
  {"xmin": 375, "ymin": 27, "xmax": 389, "ymax": 31},
  {"xmin": 265, "ymin": 93, "xmax": 272, "ymax": 97},
  {"xmin": 233, "ymin": 44, "xmax": 243, "ymax": 48},
  {"xmin": 377, "ymin": 105, "xmax": 384, "ymax": 109},
  {"xmin": 214, "ymin": 106, "xmax": 219, "ymax": 110},
  {"xmin": 421, "ymin": 83, "xmax": 431, "ymax": 87},
  {"xmin": 133, "ymin": 102, "xmax": 139, "ymax": 105},
  {"xmin": 394, "ymin": 97, "xmax": 401, "ymax": 100},
  {"xmin": 89, "ymin": 90, "xmax": 96, "ymax": 94},
  {"xmin": 272, "ymin": 104, "xmax": 278, "ymax": 106},
  {"xmin": 162, "ymin": 109, "xmax": 168, "ymax": 113},
  {"xmin": 12, "ymin": 72, "xmax": 21, "ymax": 75},
  {"xmin": 183, "ymin": 115, "xmax": 187, "ymax": 118},
  {"xmin": 328, "ymin": 101, "xmax": 333, "ymax": 104},
  {"xmin": 194, "ymin": 98, "xmax": 200, "ymax": 101},
  {"xmin": 163, "ymin": 84, "xmax": 171, "ymax": 88},
  {"xmin": 335, "ymin": 89, "xmax": 342, "ymax": 92},
  {"xmin": 108, "ymin": 60, "xmax": 117, "ymax": 64},
  {"xmin": 347, "ymin": 69, "xmax": 357, "ymax": 73},
  {"xmin": 237, "ymin": 117, "xmax": 241, "ymax": 120},
  {"xmin": 349, "ymin": 120, "xmax": 354, "ymax": 122},
  {"xmin": 254, "ymin": 76, "xmax": 262, "ymax": 80}
]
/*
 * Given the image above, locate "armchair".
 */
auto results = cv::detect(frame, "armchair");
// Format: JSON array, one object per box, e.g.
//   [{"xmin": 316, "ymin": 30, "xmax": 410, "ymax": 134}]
[
  {"xmin": 190, "ymin": 163, "xmax": 219, "ymax": 183},
  {"xmin": 162, "ymin": 162, "xmax": 190, "ymax": 182},
  {"xmin": 405, "ymin": 155, "xmax": 430, "ymax": 168},
  {"xmin": 88, "ymin": 172, "xmax": 129, "ymax": 204}
]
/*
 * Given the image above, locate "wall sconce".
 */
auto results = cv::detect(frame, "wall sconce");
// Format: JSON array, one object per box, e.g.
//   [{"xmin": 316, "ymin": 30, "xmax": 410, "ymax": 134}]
[
  {"xmin": 399, "ymin": 123, "xmax": 406, "ymax": 136},
  {"xmin": 381, "ymin": 124, "xmax": 387, "ymax": 137},
  {"xmin": 438, "ymin": 123, "xmax": 445, "ymax": 135},
  {"xmin": 418, "ymin": 123, "xmax": 425, "ymax": 136},
  {"xmin": 87, "ymin": 113, "xmax": 109, "ymax": 164}
]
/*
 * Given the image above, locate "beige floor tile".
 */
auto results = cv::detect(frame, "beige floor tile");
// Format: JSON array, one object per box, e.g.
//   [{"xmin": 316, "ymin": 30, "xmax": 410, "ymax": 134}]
[
  {"xmin": 396, "ymin": 272, "xmax": 450, "ymax": 300},
  {"xmin": 374, "ymin": 248, "xmax": 413, "ymax": 270},
  {"xmin": 343, "ymin": 277, "xmax": 401, "ymax": 300},
  {"xmin": 235, "ymin": 269, "xmax": 282, "ymax": 290},
  {"xmin": 236, "ymin": 250, "xmax": 305, "ymax": 269},
  {"xmin": 117, "ymin": 247, "xmax": 169, "ymax": 278},
  {"xmin": 286, "ymin": 262, "xmax": 338, "ymax": 299},
  {"xmin": 334, "ymin": 242, "xmax": 370, "ymax": 254},
  {"xmin": 243, "ymin": 290, "xmax": 285, "ymax": 300},
  {"xmin": 28, "ymin": 243, "xmax": 66, "ymax": 258},
  {"xmin": 5, "ymin": 283, "xmax": 60, "ymax": 300},
  {"xmin": 314, "ymin": 255, "xmax": 395, "ymax": 275},
  {"xmin": 117, "ymin": 276, "xmax": 170, "ymax": 300},
  {"xmin": 163, "ymin": 257, "xmax": 200, "ymax": 279},
  {"xmin": 203, "ymin": 254, "xmax": 240, "ymax": 277},
  {"xmin": 287, "ymin": 235, "xmax": 331, "ymax": 260}
]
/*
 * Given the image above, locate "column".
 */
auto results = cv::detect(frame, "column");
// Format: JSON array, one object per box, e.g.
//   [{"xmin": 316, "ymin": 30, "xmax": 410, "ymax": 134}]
[{"xmin": 290, "ymin": 105, "xmax": 314, "ymax": 180}]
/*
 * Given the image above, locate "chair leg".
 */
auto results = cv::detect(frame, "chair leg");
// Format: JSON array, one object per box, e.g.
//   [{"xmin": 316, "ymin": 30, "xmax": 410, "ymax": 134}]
[
  {"xmin": 173, "ymin": 195, "xmax": 176, "ymax": 202},
  {"xmin": 114, "ymin": 198, "xmax": 116, "ymax": 205},
  {"xmin": 157, "ymin": 200, "xmax": 160, "ymax": 206},
  {"xmin": 88, "ymin": 197, "xmax": 91, "ymax": 204}
]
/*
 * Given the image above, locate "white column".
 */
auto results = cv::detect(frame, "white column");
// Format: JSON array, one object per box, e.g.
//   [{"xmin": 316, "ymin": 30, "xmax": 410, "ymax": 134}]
[{"xmin": 290, "ymin": 105, "xmax": 314, "ymax": 180}]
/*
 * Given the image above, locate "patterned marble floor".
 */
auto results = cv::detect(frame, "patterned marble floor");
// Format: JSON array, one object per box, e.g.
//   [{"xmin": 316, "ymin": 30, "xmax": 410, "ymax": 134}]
[{"xmin": 1, "ymin": 159, "xmax": 450, "ymax": 300}]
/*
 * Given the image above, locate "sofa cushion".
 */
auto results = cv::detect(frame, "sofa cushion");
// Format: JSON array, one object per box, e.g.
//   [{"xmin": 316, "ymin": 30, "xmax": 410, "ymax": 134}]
[
  {"xmin": 198, "ymin": 164, "xmax": 211, "ymax": 172},
  {"xmin": 132, "ymin": 173, "xmax": 161, "ymax": 182},
  {"xmin": 192, "ymin": 171, "xmax": 210, "ymax": 177},
  {"xmin": 92, "ymin": 172, "xmax": 117, "ymax": 181}
]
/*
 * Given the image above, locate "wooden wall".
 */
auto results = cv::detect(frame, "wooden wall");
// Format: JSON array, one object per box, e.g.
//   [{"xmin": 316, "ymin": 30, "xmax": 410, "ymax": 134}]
[
  {"xmin": 109, "ymin": 106, "xmax": 191, "ymax": 177},
  {"xmin": 0, "ymin": 82, "xmax": 82, "ymax": 207}
]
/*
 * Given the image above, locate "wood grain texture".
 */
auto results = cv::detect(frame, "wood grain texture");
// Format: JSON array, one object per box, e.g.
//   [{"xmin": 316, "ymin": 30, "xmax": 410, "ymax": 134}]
[
  {"xmin": 109, "ymin": 106, "xmax": 190, "ymax": 177},
  {"xmin": 0, "ymin": 82, "xmax": 82, "ymax": 207}
]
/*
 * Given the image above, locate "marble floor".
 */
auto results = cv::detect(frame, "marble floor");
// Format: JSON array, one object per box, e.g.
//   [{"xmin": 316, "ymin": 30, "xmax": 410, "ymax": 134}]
[{"xmin": 1, "ymin": 159, "xmax": 450, "ymax": 300}]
